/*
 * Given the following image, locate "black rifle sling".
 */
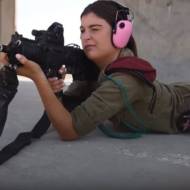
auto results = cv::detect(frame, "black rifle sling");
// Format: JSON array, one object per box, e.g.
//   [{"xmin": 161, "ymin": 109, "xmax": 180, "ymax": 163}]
[
  {"xmin": 0, "ymin": 92, "xmax": 83, "ymax": 165},
  {"xmin": 0, "ymin": 111, "xmax": 50, "ymax": 165}
]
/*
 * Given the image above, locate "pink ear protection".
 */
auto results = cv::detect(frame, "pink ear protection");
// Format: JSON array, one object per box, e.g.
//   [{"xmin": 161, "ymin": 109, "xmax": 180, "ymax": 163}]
[{"xmin": 112, "ymin": 9, "xmax": 134, "ymax": 48}]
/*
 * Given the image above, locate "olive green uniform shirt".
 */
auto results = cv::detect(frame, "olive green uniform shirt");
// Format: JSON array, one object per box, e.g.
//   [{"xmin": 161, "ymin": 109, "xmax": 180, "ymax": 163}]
[{"xmin": 70, "ymin": 71, "xmax": 190, "ymax": 136}]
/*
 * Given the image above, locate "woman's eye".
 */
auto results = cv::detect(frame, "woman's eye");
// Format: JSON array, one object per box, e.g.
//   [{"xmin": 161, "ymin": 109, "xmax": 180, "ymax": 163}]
[
  {"xmin": 91, "ymin": 28, "xmax": 99, "ymax": 31},
  {"xmin": 80, "ymin": 29, "xmax": 85, "ymax": 33}
]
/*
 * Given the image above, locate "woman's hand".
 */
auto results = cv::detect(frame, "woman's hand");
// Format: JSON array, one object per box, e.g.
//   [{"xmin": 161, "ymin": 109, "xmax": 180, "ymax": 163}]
[
  {"xmin": 15, "ymin": 53, "xmax": 66, "ymax": 92},
  {"xmin": 48, "ymin": 66, "xmax": 67, "ymax": 93},
  {"xmin": 15, "ymin": 54, "xmax": 44, "ymax": 80},
  {"xmin": 1, "ymin": 52, "xmax": 66, "ymax": 92}
]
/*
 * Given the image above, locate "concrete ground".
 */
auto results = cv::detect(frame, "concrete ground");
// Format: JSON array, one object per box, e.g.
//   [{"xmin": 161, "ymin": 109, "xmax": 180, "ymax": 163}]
[{"xmin": 0, "ymin": 79, "xmax": 190, "ymax": 190}]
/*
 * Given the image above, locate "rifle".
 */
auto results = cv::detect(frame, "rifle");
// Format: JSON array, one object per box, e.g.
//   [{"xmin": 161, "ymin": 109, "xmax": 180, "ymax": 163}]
[{"xmin": 0, "ymin": 22, "xmax": 99, "ymax": 164}]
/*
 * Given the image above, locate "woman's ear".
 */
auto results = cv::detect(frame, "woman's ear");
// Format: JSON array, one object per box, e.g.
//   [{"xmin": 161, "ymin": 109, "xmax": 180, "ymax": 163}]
[{"xmin": 112, "ymin": 20, "xmax": 133, "ymax": 48}]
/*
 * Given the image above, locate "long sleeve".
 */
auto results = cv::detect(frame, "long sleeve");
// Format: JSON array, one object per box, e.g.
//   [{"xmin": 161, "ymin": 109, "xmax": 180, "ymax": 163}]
[{"xmin": 71, "ymin": 73, "xmax": 144, "ymax": 136}]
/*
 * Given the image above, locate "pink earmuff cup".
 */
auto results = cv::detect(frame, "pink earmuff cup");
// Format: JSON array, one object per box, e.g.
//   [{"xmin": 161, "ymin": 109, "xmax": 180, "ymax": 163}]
[{"xmin": 113, "ymin": 20, "xmax": 133, "ymax": 48}]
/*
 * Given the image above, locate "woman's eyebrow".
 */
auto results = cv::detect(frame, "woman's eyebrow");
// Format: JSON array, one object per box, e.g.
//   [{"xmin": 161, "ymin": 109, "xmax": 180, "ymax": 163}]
[
  {"xmin": 80, "ymin": 24, "xmax": 102, "ymax": 29},
  {"xmin": 89, "ymin": 24, "xmax": 102, "ymax": 28}
]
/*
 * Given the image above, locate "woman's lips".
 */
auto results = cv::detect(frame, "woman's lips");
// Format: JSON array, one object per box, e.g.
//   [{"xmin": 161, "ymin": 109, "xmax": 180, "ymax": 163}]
[{"xmin": 84, "ymin": 45, "xmax": 95, "ymax": 50}]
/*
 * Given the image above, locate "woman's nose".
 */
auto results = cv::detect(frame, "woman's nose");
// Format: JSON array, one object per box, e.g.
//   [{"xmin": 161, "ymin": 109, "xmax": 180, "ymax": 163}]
[{"xmin": 81, "ymin": 30, "xmax": 91, "ymax": 41}]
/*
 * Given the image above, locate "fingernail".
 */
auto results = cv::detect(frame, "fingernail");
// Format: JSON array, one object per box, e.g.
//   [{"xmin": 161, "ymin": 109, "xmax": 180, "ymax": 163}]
[{"xmin": 15, "ymin": 54, "xmax": 22, "ymax": 59}]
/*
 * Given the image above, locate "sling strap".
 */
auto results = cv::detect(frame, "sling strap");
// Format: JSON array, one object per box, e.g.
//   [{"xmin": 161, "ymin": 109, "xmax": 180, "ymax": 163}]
[
  {"xmin": 0, "ymin": 92, "xmax": 83, "ymax": 165},
  {"xmin": 105, "ymin": 56, "xmax": 157, "ymax": 113},
  {"xmin": 0, "ymin": 111, "xmax": 50, "ymax": 164},
  {"xmin": 98, "ymin": 56, "xmax": 157, "ymax": 139}
]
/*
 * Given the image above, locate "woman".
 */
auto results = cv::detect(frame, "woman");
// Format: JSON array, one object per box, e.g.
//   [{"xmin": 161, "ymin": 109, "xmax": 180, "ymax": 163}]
[{"xmin": 1, "ymin": 0, "xmax": 190, "ymax": 140}]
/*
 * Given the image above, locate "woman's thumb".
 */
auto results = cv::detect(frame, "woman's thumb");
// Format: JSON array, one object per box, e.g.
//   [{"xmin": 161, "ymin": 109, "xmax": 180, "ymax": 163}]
[{"xmin": 15, "ymin": 54, "xmax": 27, "ymax": 65}]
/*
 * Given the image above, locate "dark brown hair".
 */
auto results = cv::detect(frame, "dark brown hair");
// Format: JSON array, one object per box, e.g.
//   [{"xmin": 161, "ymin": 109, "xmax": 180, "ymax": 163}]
[{"xmin": 81, "ymin": 0, "xmax": 138, "ymax": 56}]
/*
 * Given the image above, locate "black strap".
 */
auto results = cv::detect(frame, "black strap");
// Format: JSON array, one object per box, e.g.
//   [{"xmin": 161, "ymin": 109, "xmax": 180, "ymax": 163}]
[
  {"xmin": 0, "ymin": 111, "xmax": 50, "ymax": 165},
  {"xmin": 107, "ymin": 69, "xmax": 157, "ymax": 113},
  {"xmin": 31, "ymin": 111, "xmax": 51, "ymax": 138},
  {"xmin": 0, "ymin": 92, "xmax": 84, "ymax": 165}
]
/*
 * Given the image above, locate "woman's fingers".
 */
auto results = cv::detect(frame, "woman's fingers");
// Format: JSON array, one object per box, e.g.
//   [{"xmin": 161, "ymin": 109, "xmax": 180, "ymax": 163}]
[
  {"xmin": 48, "ymin": 65, "xmax": 67, "ymax": 92},
  {"xmin": 48, "ymin": 77, "xmax": 64, "ymax": 93},
  {"xmin": 15, "ymin": 53, "xmax": 42, "ymax": 79},
  {"xmin": 59, "ymin": 65, "xmax": 67, "ymax": 79}
]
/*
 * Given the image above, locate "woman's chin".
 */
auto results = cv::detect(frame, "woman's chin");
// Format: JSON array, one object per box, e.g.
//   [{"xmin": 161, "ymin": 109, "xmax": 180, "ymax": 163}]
[{"xmin": 85, "ymin": 52, "xmax": 97, "ymax": 61}]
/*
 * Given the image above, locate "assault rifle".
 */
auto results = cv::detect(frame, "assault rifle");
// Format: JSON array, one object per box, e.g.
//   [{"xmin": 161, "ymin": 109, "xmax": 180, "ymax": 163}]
[{"xmin": 0, "ymin": 22, "xmax": 99, "ymax": 164}]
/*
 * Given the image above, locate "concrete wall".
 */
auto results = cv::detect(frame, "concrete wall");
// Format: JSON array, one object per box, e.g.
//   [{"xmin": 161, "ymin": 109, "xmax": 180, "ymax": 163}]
[
  {"xmin": 0, "ymin": 0, "xmax": 15, "ymax": 44},
  {"xmin": 116, "ymin": 0, "xmax": 190, "ymax": 82}
]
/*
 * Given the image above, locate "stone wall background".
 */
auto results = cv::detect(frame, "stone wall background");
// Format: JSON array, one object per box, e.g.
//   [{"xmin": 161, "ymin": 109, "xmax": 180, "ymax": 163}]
[
  {"xmin": 115, "ymin": 0, "xmax": 190, "ymax": 82},
  {"xmin": 0, "ymin": 0, "xmax": 15, "ymax": 44}
]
